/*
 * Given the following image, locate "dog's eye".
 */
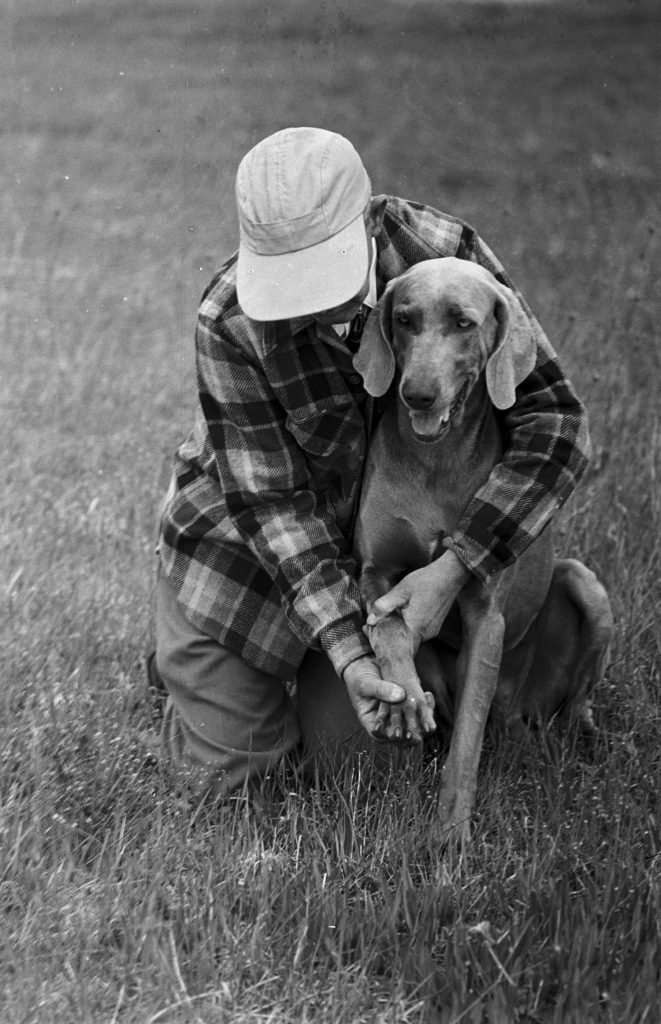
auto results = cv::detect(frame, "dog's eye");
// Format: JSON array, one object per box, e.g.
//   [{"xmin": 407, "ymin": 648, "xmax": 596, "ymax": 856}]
[
  {"xmin": 394, "ymin": 310, "xmax": 409, "ymax": 325},
  {"xmin": 456, "ymin": 318, "xmax": 474, "ymax": 329}
]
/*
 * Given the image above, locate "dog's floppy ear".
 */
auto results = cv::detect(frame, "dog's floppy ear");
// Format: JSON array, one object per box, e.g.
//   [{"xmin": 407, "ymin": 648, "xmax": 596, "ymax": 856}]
[
  {"xmin": 485, "ymin": 282, "xmax": 537, "ymax": 410},
  {"xmin": 353, "ymin": 280, "xmax": 396, "ymax": 397}
]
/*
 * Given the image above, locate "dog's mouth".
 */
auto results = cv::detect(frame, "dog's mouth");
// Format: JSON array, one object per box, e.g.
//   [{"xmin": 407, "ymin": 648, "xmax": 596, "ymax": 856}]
[{"xmin": 408, "ymin": 380, "xmax": 471, "ymax": 443}]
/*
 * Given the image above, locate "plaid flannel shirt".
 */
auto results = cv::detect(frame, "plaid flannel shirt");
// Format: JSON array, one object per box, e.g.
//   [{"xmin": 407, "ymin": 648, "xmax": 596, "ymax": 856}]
[{"xmin": 159, "ymin": 196, "xmax": 590, "ymax": 680}]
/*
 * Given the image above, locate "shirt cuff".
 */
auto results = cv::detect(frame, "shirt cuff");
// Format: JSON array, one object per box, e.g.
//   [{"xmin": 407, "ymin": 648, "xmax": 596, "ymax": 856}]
[
  {"xmin": 318, "ymin": 614, "xmax": 373, "ymax": 679},
  {"xmin": 442, "ymin": 533, "xmax": 503, "ymax": 584}
]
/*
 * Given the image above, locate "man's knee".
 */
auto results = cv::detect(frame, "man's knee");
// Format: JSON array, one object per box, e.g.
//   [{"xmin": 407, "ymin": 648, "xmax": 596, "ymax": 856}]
[{"xmin": 153, "ymin": 572, "xmax": 300, "ymax": 791}]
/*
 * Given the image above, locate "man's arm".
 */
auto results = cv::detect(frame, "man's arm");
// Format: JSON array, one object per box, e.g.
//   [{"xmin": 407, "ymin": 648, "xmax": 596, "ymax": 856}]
[
  {"xmin": 195, "ymin": 310, "xmax": 408, "ymax": 724},
  {"xmin": 446, "ymin": 229, "xmax": 590, "ymax": 580},
  {"xmin": 196, "ymin": 316, "xmax": 373, "ymax": 678},
  {"xmin": 443, "ymin": 347, "xmax": 590, "ymax": 581}
]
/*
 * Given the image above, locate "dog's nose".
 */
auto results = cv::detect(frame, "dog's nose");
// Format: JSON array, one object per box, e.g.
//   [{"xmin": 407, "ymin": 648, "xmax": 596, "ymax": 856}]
[{"xmin": 401, "ymin": 385, "xmax": 436, "ymax": 411}]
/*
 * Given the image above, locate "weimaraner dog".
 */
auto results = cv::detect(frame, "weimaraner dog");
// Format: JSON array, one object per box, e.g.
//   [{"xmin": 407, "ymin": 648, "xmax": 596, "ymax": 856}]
[{"xmin": 353, "ymin": 257, "xmax": 613, "ymax": 840}]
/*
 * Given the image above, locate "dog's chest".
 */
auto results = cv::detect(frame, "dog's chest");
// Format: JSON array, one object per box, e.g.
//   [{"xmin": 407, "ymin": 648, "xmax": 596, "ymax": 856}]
[
  {"xmin": 390, "ymin": 456, "xmax": 468, "ymax": 534},
  {"xmin": 359, "ymin": 402, "xmax": 499, "ymax": 571},
  {"xmin": 362, "ymin": 446, "xmax": 471, "ymax": 570}
]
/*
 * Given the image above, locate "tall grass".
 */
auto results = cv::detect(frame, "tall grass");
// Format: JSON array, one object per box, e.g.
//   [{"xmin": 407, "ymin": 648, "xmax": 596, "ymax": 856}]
[{"xmin": 1, "ymin": 0, "xmax": 660, "ymax": 1020}]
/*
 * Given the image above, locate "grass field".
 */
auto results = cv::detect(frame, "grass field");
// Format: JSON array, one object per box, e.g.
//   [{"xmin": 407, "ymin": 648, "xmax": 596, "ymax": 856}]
[{"xmin": 2, "ymin": 0, "xmax": 661, "ymax": 1020}]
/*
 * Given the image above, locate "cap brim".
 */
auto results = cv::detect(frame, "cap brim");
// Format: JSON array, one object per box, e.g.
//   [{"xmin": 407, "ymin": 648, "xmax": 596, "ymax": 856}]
[{"xmin": 236, "ymin": 212, "xmax": 370, "ymax": 322}]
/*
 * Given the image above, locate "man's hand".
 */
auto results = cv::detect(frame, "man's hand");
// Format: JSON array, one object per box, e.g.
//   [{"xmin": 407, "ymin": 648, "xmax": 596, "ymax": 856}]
[
  {"xmin": 343, "ymin": 656, "xmax": 406, "ymax": 738},
  {"xmin": 366, "ymin": 550, "xmax": 472, "ymax": 647}
]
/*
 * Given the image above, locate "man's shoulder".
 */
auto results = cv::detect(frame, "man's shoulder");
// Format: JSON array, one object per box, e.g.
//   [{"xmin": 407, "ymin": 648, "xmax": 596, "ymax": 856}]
[
  {"xmin": 379, "ymin": 196, "xmax": 477, "ymax": 277},
  {"xmin": 199, "ymin": 253, "xmax": 240, "ymax": 321},
  {"xmin": 197, "ymin": 253, "xmax": 271, "ymax": 357},
  {"xmin": 384, "ymin": 196, "xmax": 474, "ymax": 250}
]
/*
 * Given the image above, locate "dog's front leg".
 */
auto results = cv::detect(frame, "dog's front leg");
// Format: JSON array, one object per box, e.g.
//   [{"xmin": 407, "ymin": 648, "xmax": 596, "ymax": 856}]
[
  {"xmin": 438, "ymin": 585, "xmax": 505, "ymax": 839},
  {"xmin": 360, "ymin": 566, "xmax": 436, "ymax": 743}
]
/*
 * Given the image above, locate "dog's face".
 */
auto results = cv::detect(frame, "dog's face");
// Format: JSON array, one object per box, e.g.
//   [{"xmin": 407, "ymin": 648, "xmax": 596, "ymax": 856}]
[
  {"xmin": 355, "ymin": 257, "xmax": 536, "ymax": 440},
  {"xmin": 386, "ymin": 259, "xmax": 503, "ymax": 440}
]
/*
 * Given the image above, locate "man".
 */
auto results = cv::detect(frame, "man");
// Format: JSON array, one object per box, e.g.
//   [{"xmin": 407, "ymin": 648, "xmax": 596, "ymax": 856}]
[{"xmin": 152, "ymin": 127, "xmax": 590, "ymax": 795}]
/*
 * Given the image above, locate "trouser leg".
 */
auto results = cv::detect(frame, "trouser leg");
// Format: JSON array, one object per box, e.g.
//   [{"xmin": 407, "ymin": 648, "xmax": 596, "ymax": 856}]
[{"xmin": 154, "ymin": 573, "xmax": 301, "ymax": 797}]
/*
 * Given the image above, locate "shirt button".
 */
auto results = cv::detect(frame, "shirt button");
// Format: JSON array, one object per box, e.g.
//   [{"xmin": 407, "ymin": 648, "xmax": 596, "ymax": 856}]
[{"xmin": 349, "ymin": 374, "xmax": 363, "ymax": 387}]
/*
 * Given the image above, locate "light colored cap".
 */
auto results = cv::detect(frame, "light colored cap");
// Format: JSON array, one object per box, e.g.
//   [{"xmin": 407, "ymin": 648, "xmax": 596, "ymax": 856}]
[{"xmin": 235, "ymin": 127, "xmax": 372, "ymax": 321}]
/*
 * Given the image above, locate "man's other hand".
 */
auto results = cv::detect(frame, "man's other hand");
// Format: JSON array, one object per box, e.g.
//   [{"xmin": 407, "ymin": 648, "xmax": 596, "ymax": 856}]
[
  {"xmin": 342, "ymin": 656, "xmax": 406, "ymax": 738},
  {"xmin": 366, "ymin": 550, "xmax": 471, "ymax": 647}
]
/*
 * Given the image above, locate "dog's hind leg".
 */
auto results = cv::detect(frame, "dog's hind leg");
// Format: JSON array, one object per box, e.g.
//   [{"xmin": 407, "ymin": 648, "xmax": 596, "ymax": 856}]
[{"xmin": 521, "ymin": 558, "xmax": 613, "ymax": 733}]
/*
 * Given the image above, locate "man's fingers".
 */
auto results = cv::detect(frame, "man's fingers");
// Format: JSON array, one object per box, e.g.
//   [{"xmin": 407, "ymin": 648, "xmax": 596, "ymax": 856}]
[
  {"xmin": 366, "ymin": 586, "xmax": 409, "ymax": 626},
  {"xmin": 373, "ymin": 700, "xmax": 390, "ymax": 736},
  {"xmin": 363, "ymin": 679, "xmax": 406, "ymax": 704}
]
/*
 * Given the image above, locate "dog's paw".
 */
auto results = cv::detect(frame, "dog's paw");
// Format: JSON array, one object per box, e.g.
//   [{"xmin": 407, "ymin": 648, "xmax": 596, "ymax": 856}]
[
  {"xmin": 373, "ymin": 689, "xmax": 436, "ymax": 744},
  {"xmin": 437, "ymin": 778, "xmax": 474, "ymax": 850},
  {"xmin": 436, "ymin": 814, "xmax": 472, "ymax": 855}
]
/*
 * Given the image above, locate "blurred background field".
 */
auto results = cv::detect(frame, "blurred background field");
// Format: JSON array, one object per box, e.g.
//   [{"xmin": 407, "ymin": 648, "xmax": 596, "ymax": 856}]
[{"xmin": 1, "ymin": 1, "xmax": 660, "ymax": 1021}]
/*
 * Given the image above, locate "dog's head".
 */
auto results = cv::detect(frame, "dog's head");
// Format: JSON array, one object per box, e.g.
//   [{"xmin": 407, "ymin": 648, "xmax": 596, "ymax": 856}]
[{"xmin": 355, "ymin": 257, "xmax": 536, "ymax": 441}]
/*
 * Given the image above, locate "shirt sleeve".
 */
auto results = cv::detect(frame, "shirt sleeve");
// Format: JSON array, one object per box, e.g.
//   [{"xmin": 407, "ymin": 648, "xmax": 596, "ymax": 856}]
[
  {"xmin": 442, "ymin": 231, "xmax": 591, "ymax": 581},
  {"xmin": 195, "ymin": 310, "xmax": 372, "ymax": 677}
]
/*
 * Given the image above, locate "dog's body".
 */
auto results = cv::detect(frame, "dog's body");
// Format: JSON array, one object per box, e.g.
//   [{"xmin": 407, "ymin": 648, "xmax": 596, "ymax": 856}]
[{"xmin": 353, "ymin": 258, "xmax": 613, "ymax": 838}]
